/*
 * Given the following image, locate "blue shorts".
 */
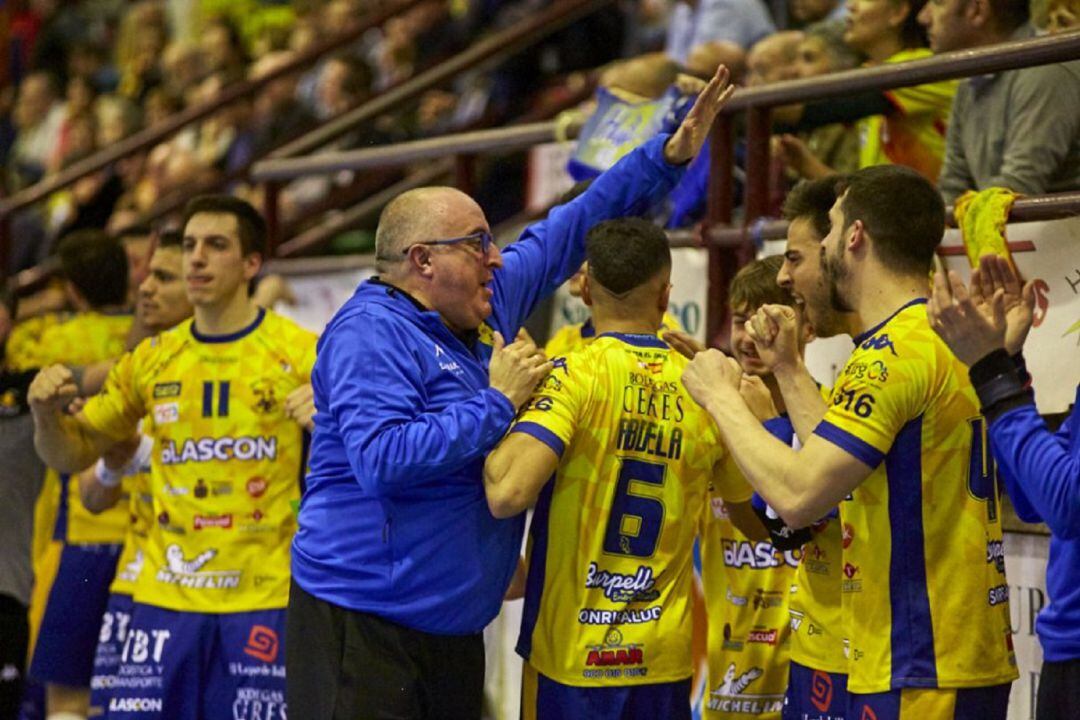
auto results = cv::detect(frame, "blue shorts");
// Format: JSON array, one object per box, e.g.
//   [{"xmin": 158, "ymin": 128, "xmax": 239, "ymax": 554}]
[
  {"xmin": 88, "ymin": 592, "xmax": 135, "ymax": 715},
  {"xmin": 98, "ymin": 602, "xmax": 287, "ymax": 720},
  {"xmin": 848, "ymin": 683, "xmax": 1011, "ymax": 720},
  {"xmin": 783, "ymin": 661, "xmax": 848, "ymax": 720},
  {"xmin": 521, "ymin": 663, "xmax": 691, "ymax": 720},
  {"xmin": 29, "ymin": 543, "xmax": 120, "ymax": 687}
]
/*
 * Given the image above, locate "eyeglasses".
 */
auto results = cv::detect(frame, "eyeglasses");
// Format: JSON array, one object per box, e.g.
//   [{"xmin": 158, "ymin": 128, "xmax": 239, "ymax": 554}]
[{"xmin": 402, "ymin": 231, "xmax": 494, "ymax": 257}]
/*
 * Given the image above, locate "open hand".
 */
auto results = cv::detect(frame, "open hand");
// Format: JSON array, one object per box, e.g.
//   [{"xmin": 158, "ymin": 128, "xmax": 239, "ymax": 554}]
[{"xmin": 663, "ymin": 65, "xmax": 735, "ymax": 165}]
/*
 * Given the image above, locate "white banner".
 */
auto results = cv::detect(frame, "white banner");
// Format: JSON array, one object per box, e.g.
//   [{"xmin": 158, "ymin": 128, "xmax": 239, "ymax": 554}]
[
  {"xmin": 548, "ymin": 247, "xmax": 710, "ymax": 342},
  {"xmin": 1005, "ymin": 532, "xmax": 1050, "ymax": 720}
]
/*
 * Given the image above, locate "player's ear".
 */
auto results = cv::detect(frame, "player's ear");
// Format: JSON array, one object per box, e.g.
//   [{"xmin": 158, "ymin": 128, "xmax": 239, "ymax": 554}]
[
  {"xmin": 581, "ymin": 274, "xmax": 594, "ymax": 307},
  {"xmin": 658, "ymin": 281, "xmax": 672, "ymax": 313}
]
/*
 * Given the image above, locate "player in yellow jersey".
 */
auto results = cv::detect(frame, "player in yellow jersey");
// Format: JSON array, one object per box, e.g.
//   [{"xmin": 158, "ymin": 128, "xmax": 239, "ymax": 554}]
[
  {"xmin": 68, "ymin": 231, "xmax": 192, "ymax": 719},
  {"xmin": 545, "ymin": 262, "xmax": 684, "ymax": 358},
  {"xmin": 29, "ymin": 196, "xmax": 317, "ymax": 720},
  {"xmin": 26, "ymin": 230, "xmax": 134, "ymax": 720},
  {"xmin": 774, "ymin": 177, "xmax": 854, "ymax": 720},
  {"xmin": 484, "ymin": 218, "xmax": 761, "ymax": 720},
  {"xmin": 685, "ymin": 165, "xmax": 1017, "ymax": 720},
  {"xmin": 696, "ymin": 256, "xmax": 811, "ymax": 720}
]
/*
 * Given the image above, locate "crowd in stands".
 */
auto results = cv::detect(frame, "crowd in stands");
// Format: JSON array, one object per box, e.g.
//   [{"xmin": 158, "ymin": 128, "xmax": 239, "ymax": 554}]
[{"xmin": 2, "ymin": 0, "xmax": 1079, "ymax": 282}]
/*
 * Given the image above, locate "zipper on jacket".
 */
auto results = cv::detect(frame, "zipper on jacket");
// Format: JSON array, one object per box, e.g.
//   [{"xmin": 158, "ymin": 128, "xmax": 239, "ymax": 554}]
[{"xmin": 382, "ymin": 518, "xmax": 391, "ymax": 543}]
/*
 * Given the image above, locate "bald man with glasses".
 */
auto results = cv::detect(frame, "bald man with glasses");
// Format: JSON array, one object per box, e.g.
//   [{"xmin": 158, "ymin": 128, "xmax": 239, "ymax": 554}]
[{"xmin": 286, "ymin": 68, "xmax": 735, "ymax": 720}]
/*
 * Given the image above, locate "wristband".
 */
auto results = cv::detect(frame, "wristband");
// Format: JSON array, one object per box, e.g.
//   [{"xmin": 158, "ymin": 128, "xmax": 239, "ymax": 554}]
[
  {"xmin": 126, "ymin": 434, "xmax": 154, "ymax": 475},
  {"xmin": 94, "ymin": 458, "xmax": 122, "ymax": 488}
]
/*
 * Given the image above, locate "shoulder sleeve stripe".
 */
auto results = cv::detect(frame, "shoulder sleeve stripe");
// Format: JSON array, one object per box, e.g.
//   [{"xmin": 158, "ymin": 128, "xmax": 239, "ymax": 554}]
[
  {"xmin": 512, "ymin": 422, "xmax": 566, "ymax": 458},
  {"xmin": 814, "ymin": 421, "xmax": 885, "ymax": 469}
]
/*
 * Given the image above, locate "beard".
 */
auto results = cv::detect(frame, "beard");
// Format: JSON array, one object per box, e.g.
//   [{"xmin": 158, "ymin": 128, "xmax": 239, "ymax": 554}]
[{"xmin": 821, "ymin": 241, "xmax": 853, "ymax": 314}]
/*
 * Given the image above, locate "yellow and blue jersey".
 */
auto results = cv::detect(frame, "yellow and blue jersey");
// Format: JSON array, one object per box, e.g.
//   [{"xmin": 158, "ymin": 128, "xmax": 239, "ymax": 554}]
[
  {"xmin": 109, "ymin": 469, "xmax": 153, "ymax": 597},
  {"xmin": 700, "ymin": 485, "xmax": 796, "ymax": 718},
  {"xmin": 544, "ymin": 312, "xmax": 683, "ymax": 359},
  {"xmin": 80, "ymin": 309, "xmax": 316, "ymax": 613},
  {"xmin": 812, "ymin": 298, "xmax": 1018, "ymax": 693},
  {"xmin": 28, "ymin": 311, "xmax": 135, "ymax": 545},
  {"xmin": 789, "ymin": 518, "xmax": 846, "ymax": 676},
  {"xmin": 513, "ymin": 332, "xmax": 752, "ymax": 686},
  {"xmin": 789, "ymin": 387, "xmax": 847, "ymax": 676},
  {"xmin": 4, "ymin": 312, "xmax": 67, "ymax": 371}
]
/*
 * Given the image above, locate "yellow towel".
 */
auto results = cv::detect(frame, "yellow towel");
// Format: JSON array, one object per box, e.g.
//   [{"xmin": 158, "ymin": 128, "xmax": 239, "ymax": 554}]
[{"xmin": 953, "ymin": 187, "xmax": 1019, "ymax": 269}]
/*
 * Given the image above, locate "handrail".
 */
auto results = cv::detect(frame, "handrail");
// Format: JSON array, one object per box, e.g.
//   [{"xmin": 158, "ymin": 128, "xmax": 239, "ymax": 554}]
[
  {"xmin": 721, "ymin": 31, "xmax": 1080, "ymax": 111},
  {"xmin": 270, "ymin": 0, "xmax": 616, "ymax": 159},
  {"xmin": 706, "ymin": 190, "xmax": 1080, "ymax": 246},
  {"xmin": 0, "ymin": 0, "xmax": 426, "ymax": 220},
  {"xmin": 254, "ymin": 120, "xmax": 584, "ymax": 181},
  {"xmin": 277, "ymin": 160, "xmax": 453, "ymax": 257}
]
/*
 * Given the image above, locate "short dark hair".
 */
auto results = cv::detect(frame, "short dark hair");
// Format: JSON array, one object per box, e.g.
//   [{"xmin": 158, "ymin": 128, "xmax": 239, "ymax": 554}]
[
  {"xmin": 836, "ymin": 164, "xmax": 945, "ymax": 275},
  {"xmin": 783, "ymin": 176, "xmax": 844, "ymax": 240},
  {"xmin": 56, "ymin": 230, "xmax": 129, "ymax": 308},
  {"xmin": 585, "ymin": 218, "xmax": 671, "ymax": 294},
  {"xmin": 156, "ymin": 229, "xmax": 183, "ymax": 250},
  {"xmin": 729, "ymin": 255, "xmax": 793, "ymax": 311},
  {"xmin": 181, "ymin": 195, "xmax": 268, "ymax": 258},
  {"xmin": 115, "ymin": 225, "xmax": 154, "ymax": 243},
  {"xmin": 988, "ymin": 0, "xmax": 1029, "ymax": 32}
]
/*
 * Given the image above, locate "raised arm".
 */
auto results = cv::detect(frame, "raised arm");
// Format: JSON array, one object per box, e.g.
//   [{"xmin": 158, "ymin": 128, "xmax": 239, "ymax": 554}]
[
  {"xmin": 494, "ymin": 66, "xmax": 736, "ymax": 329},
  {"xmin": 745, "ymin": 304, "xmax": 829, "ymax": 443},
  {"xmin": 683, "ymin": 350, "xmax": 872, "ymax": 527},
  {"xmin": 30, "ymin": 365, "xmax": 116, "ymax": 473}
]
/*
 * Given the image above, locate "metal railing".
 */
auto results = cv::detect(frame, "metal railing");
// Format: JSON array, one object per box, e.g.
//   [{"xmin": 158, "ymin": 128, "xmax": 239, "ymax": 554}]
[
  {"xmin": 0, "ymin": 0, "xmax": 427, "ymax": 273},
  {"xmin": 259, "ymin": 0, "xmax": 616, "ymax": 248},
  {"xmin": 702, "ymin": 29, "xmax": 1080, "ymax": 344}
]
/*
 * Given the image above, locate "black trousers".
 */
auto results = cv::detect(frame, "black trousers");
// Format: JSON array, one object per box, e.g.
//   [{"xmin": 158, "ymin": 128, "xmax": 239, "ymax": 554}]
[
  {"xmin": 286, "ymin": 580, "xmax": 485, "ymax": 720},
  {"xmin": 0, "ymin": 594, "xmax": 28, "ymax": 720},
  {"xmin": 1038, "ymin": 658, "xmax": 1080, "ymax": 720}
]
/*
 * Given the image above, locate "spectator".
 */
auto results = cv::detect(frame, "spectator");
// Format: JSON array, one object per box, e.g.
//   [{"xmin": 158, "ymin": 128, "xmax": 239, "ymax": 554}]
[
  {"xmin": 684, "ymin": 40, "xmax": 747, "ymax": 84},
  {"xmin": 746, "ymin": 30, "xmax": 805, "ymax": 85},
  {"xmin": 1047, "ymin": 0, "xmax": 1080, "ymax": 32},
  {"xmin": 200, "ymin": 16, "xmax": 249, "ymax": 85},
  {"xmin": 666, "ymin": 0, "xmax": 777, "ymax": 62},
  {"xmin": 8, "ymin": 71, "xmax": 65, "ymax": 189},
  {"xmin": 315, "ymin": 53, "xmax": 373, "ymax": 120},
  {"xmin": 249, "ymin": 51, "xmax": 316, "ymax": 156},
  {"xmin": 919, "ymin": 0, "xmax": 1080, "ymax": 201},
  {"xmin": 776, "ymin": 0, "xmax": 956, "ymax": 182},
  {"xmin": 776, "ymin": 20, "xmax": 864, "ymax": 179},
  {"xmin": 160, "ymin": 40, "xmax": 205, "ymax": 104},
  {"xmin": 791, "ymin": 0, "xmax": 847, "ymax": 25}
]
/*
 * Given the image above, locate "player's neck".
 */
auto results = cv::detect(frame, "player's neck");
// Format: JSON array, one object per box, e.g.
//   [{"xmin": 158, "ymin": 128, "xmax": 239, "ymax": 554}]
[
  {"xmin": 591, "ymin": 311, "xmax": 660, "ymax": 338},
  {"xmin": 851, "ymin": 273, "xmax": 929, "ymax": 337},
  {"xmin": 193, "ymin": 291, "xmax": 260, "ymax": 337}
]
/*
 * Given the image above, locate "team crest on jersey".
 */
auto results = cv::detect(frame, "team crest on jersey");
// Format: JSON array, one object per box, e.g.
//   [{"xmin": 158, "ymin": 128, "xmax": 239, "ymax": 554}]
[
  {"xmin": 250, "ymin": 380, "xmax": 278, "ymax": 415},
  {"xmin": 707, "ymin": 663, "xmax": 784, "ymax": 714},
  {"xmin": 154, "ymin": 402, "xmax": 179, "ymax": 425}
]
